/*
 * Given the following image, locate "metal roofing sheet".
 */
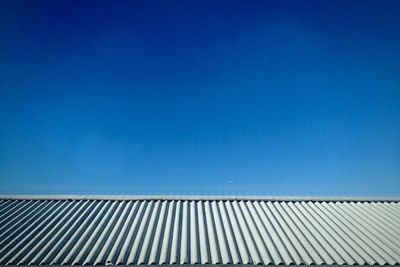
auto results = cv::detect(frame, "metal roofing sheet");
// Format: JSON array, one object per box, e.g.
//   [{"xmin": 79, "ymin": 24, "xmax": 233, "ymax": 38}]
[{"xmin": 0, "ymin": 197, "xmax": 399, "ymax": 265}]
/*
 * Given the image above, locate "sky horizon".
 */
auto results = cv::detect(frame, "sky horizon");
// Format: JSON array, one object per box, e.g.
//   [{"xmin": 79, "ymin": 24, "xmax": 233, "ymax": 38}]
[{"xmin": 1, "ymin": 0, "xmax": 399, "ymax": 196}]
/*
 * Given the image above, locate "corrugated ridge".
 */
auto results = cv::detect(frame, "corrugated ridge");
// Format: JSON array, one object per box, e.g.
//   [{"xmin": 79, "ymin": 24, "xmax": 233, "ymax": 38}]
[
  {"xmin": 0, "ymin": 199, "xmax": 399, "ymax": 265},
  {"xmin": 2, "ymin": 195, "xmax": 400, "ymax": 202}
]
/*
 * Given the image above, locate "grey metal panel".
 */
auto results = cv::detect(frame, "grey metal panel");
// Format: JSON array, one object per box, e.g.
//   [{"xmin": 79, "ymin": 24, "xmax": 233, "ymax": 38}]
[{"xmin": 0, "ymin": 198, "xmax": 399, "ymax": 265}]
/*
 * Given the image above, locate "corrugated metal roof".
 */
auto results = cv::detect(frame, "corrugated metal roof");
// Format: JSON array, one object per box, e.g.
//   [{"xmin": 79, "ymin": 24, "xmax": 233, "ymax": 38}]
[
  {"xmin": 3, "ymin": 194, "xmax": 400, "ymax": 201},
  {"xmin": 0, "ymin": 197, "xmax": 399, "ymax": 265}
]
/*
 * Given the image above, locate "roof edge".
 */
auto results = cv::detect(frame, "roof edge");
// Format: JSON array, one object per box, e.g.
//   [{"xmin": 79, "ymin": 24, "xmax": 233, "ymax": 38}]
[
  {"xmin": 0, "ymin": 194, "xmax": 399, "ymax": 202},
  {"xmin": 0, "ymin": 263, "xmax": 390, "ymax": 267}
]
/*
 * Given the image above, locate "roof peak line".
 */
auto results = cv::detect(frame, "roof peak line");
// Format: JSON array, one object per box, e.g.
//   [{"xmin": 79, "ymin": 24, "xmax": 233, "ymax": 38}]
[{"xmin": 0, "ymin": 194, "xmax": 399, "ymax": 202}]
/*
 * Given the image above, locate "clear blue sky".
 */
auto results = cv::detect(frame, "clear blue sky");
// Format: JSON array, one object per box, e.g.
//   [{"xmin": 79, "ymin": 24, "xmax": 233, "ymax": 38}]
[{"xmin": 0, "ymin": 0, "xmax": 399, "ymax": 196}]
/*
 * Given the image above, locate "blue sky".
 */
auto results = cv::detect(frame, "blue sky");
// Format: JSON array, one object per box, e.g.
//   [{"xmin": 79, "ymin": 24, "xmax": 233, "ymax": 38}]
[{"xmin": 0, "ymin": 0, "xmax": 399, "ymax": 196}]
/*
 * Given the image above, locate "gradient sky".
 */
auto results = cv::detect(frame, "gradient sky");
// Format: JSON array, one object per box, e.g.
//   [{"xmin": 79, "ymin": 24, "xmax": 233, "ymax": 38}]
[{"xmin": 0, "ymin": 0, "xmax": 399, "ymax": 196}]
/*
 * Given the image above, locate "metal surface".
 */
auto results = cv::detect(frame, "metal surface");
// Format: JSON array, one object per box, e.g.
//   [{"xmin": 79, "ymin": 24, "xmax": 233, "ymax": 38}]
[{"xmin": 0, "ymin": 197, "xmax": 400, "ymax": 265}]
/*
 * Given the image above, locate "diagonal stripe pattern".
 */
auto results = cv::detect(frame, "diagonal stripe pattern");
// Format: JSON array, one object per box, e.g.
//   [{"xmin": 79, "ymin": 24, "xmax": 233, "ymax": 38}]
[{"xmin": 0, "ymin": 198, "xmax": 400, "ymax": 265}]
